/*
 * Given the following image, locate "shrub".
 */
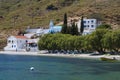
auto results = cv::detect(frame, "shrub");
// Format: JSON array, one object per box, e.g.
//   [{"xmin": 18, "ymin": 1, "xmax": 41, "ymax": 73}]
[{"xmin": 46, "ymin": 4, "xmax": 58, "ymax": 11}]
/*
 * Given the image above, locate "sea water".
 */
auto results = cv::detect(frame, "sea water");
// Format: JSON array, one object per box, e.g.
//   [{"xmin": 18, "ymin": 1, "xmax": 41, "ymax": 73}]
[{"xmin": 0, "ymin": 54, "xmax": 120, "ymax": 80}]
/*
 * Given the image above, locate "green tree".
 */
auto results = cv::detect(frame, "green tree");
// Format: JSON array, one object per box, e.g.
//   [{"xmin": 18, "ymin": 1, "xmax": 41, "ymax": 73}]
[
  {"xmin": 38, "ymin": 34, "xmax": 52, "ymax": 50},
  {"xmin": 102, "ymin": 31, "xmax": 113, "ymax": 51},
  {"xmin": 84, "ymin": 29, "xmax": 108, "ymax": 54},
  {"xmin": 80, "ymin": 16, "xmax": 84, "ymax": 35},
  {"xmin": 38, "ymin": 29, "xmax": 120, "ymax": 54},
  {"xmin": 97, "ymin": 24, "xmax": 111, "ymax": 29},
  {"xmin": 75, "ymin": 24, "xmax": 79, "ymax": 35},
  {"xmin": 61, "ymin": 13, "xmax": 68, "ymax": 34},
  {"xmin": 111, "ymin": 30, "xmax": 120, "ymax": 52},
  {"xmin": 74, "ymin": 36, "xmax": 82, "ymax": 50},
  {"xmin": 83, "ymin": 35, "xmax": 93, "ymax": 51},
  {"xmin": 70, "ymin": 22, "xmax": 79, "ymax": 35},
  {"xmin": 70, "ymin": 22, "xmax": 76, "ymax": 35},
  {"xmin": 102, "ymin": 30, "xmax": 120, "ymax": 53},
  {"xmin": 66, "ymin": 26, "xmax": 71, "ymax": 34}
]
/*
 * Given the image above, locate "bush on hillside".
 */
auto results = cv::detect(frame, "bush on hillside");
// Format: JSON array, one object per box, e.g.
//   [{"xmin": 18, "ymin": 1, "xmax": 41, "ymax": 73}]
[{"xmin": 46, "ymin": 4, "xmax": 58, "ymax": 11}]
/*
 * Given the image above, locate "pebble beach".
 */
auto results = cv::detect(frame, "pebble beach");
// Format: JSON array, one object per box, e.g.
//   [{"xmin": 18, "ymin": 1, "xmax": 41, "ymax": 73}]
[{"xmin": 0, "ymin": 51, "xmax": 120, "ymax": 61}]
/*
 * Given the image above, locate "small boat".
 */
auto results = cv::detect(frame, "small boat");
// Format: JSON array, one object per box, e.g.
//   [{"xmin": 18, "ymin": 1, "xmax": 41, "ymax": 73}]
[
  {"xmin": 100, "ymin": 57, "xmax": 117, "ymax": 62},
  {"xmin": 30, "ymin": 67, "xmax": 34, "ymax": 71}
]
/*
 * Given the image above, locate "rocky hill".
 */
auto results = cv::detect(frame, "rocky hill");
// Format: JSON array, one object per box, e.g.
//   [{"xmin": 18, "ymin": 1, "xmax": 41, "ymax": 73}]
[{"xmin": 0, "ymin": 0, "xmax": 120, "ymax": 49}]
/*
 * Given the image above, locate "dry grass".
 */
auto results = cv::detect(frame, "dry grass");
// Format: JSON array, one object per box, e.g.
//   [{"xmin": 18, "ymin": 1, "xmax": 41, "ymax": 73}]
[{"xmin": 0, "ymin": 0, "xmax": 119, "ymax": 38}]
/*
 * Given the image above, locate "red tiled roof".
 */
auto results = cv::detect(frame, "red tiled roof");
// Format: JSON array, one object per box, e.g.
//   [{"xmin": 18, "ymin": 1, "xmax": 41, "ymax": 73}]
[{"xmin": 15, "ymin": 36, "xmax": 28, "ymax": 39}]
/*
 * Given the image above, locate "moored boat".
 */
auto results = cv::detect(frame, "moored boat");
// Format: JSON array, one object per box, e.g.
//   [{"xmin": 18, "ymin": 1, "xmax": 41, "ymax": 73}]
[{"xmin": 100, "ymin": 57, "xmax": 117, "ymax": 62}]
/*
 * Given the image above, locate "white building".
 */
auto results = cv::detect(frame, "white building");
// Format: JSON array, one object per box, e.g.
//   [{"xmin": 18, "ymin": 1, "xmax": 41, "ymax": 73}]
[
  {"xmin": 3, "ymin": 27, "xmax": 47, "ymax": 51},
  {"xmin": 4, "ymin": 36, "xmax": 28, "ymax": 51},
  {"xmin": 4, "ymin": 35, "xmax": 39, "ymax": 52},
  {"xmin": 77, "ymin": 18, "xmax": 101, "ymax": 35},
  {"xmin": 25, "ymin": 38, "xmax": 39, "ymax": 52},
  {"xmin": 4, "ymin": 27, "xmax": 49, "ymax": 52},
  {"xmin": 25, "ymin": 28, "xmax": 49, "ymax": 37}
]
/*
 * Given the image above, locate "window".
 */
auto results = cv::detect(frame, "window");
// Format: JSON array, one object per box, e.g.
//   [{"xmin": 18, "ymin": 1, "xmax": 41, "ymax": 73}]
[
  {"xmin": 84, "ymin": 25, "xmax": 86, "ymax": 28},
  {"xmin": 8, "ymin": 40, "xmax": 11, "ymax": 43},
  {"xmin": 88, "ymin": 21, "xmax": 89, "ymax": 23},
  {"xmin": 12, "ymin": 45, "xmax": 13, "ymax": 48},
  {"xmin": 29, "ymin": 43, "xmax": 37, "ymax": 47},
  {"xmin": 91, "ymin": 25, "xmax": 94, "ymax": 28},
  {"xmin": 26, "ymin": 40, "xmax": 28, "ymax": 43},
  {"xmin": 84, "ymin": 21, "xmax": 86, "ymax": 23},
  {"xmin": 88, "ymin": 25, "xmax": 89, "ymax": 27},
  {"xmin": 14, "ymin": 45, "xmax": 16, "ymax": 48},
  {"xmin": 91, "ymin": 20, "xmax": 94, "ymax": 23}
]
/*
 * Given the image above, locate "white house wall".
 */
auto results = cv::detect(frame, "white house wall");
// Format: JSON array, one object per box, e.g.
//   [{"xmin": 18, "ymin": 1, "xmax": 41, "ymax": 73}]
[
  {"xmin": 26, "ymin": 29, "xmax": 38, "ymax": 33},
  {"xmin": 4, "ymin": 36, "xmax": 27, "ymax": 51},
  {"xmin": 77, "ymin": 18, "xmax": 100, "ymax": 35},
  {"xmin": 17, "ymin": 38, "xmax": 27, "ymax": 49},
  {"xmin": 24, "ymin": 33, "xmax": 34, "ymax": 38},
  {"xmin": 4, "ymin": 36, "xmax": 17, "ymax": 50}
]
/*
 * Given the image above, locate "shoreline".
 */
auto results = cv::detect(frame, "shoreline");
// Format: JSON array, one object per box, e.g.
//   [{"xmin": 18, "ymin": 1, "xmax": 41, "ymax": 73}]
[{"xmin": 0, "ymin": 51, "xmax": 120, "ymax": 61}]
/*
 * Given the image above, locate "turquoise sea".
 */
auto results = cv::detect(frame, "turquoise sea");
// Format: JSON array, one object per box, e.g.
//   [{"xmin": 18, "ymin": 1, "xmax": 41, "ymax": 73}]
[{"xmin": 0, "ymin": 54, "xmax": 120, "ymax": 80}]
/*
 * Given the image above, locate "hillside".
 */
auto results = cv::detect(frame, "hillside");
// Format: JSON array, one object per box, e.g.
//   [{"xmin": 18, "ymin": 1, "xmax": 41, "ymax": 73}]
[{"xmin": 0, "ymin": 0, "xmax": 120, "ymax": 49}]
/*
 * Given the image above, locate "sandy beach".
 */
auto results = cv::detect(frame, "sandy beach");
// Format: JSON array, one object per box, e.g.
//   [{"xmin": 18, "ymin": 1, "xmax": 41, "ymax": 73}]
[{"xmin": 0, "ymin": 51, "xmax": 120, "ymax": 61}]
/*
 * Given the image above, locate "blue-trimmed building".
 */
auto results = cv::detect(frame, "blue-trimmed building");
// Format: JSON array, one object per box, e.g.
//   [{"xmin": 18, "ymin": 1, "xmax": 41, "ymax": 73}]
[{"xmin": 49, "ymin": 20, "xmax": 62, "ymax": 33}]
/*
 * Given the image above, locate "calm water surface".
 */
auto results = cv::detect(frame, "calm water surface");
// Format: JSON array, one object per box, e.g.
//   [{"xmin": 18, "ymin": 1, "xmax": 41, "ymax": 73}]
[{"xmin": 0, "ymin": 54, "xmax": 120, "ymax": 80}]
